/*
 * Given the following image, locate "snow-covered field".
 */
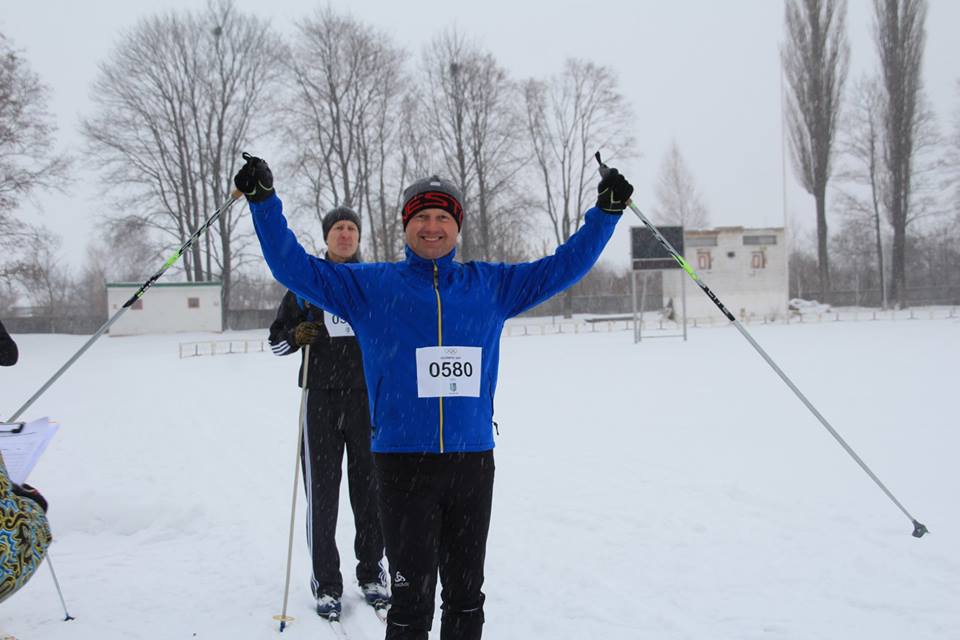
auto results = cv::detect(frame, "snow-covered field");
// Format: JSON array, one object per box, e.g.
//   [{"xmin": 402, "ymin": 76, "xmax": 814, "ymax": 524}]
[{"xmin": 2, "ymin": 316, "xmax": 958, "ymax": 639}]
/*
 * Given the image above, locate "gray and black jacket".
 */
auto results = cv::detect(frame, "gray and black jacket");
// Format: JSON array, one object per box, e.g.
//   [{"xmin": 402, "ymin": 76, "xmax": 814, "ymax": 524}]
[{"xmin": 268, "ymin": 288, "xmax": 366, "ymax": 390}]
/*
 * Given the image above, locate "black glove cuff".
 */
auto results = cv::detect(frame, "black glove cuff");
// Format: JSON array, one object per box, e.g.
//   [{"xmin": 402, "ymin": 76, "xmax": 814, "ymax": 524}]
[{"xmin": 246, "ymin": 185, "xmax": 275, "ymax": 203}]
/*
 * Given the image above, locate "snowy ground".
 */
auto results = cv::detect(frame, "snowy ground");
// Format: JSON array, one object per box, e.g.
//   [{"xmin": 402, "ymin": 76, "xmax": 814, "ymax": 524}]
[{"xmin": 2, "ymin": 315, "xmax": 958, "ymax": 639}]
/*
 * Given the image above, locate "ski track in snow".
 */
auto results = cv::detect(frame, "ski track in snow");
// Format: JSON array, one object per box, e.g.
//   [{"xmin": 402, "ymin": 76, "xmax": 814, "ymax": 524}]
[{"xmin": 2, "ymin": 318, "xmax": 958, "ymax": 639}]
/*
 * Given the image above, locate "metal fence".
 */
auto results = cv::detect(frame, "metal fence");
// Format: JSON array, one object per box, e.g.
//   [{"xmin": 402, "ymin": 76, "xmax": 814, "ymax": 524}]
[
  {"xmin": 6, "ymin": 286, "xmax": 960, "ymax": 336},
  {"xmin": 1, "ymin": 309, "xmax": 277, "ymax": 335},
  {"xmin": 793, "ymin": 285, "xmax": 960, "ymax": 308},
  {"xmin": 502, "ymin": 304, "xmax": 960, "ymax": 338},
  {"xmin": 0, "ymin": 315, "xmax": 104, "ymax": 334},
  {"xmin": 178, "ymin": 338, "xmax": 270, "ymax": 358}
]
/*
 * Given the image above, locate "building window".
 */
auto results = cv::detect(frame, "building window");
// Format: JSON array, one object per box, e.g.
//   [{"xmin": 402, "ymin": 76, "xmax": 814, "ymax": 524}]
[
  {"xmin": 131, "ymin": 299, "xmax": 143, "ymax": 310},
  {"xmin": 744, "ymin": 234, "xmax": 778, "ymax": 246},
  {"xmin": 751, "ymin": 251, "xmax": 767, "ymax": 269},
  {"xmin": 686, "ymin": 235, "xmax": 718, "ymax": 247},
  {"xmin": 187, "ymin": 297, "xmax": 200, "ymax": 309},
  {"xmin": 697, "ymin": 250, "xmax": 713, "ymax": 270}
]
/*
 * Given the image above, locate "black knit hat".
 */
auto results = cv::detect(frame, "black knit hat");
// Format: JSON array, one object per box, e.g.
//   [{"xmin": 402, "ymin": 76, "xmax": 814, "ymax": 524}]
[
  {"xmin": 322, "ymin": 206, "xmax": 361, "ymax": 241},
  {"xmin": 401, "ymin": 175, "xmax": 464, "ymax": 230}
]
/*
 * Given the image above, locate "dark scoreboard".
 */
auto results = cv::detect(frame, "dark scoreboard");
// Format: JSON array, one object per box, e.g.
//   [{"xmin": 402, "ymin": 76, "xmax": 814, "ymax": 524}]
[{"xmin": 631, "ymin": 226, "xmax": 684, "ymax": 270}]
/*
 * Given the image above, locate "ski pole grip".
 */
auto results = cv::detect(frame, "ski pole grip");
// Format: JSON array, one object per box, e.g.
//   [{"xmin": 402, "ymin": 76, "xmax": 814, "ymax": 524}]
[{"xmin": 595, "ymin": 151, "xmax": 612, "ymax": 179}]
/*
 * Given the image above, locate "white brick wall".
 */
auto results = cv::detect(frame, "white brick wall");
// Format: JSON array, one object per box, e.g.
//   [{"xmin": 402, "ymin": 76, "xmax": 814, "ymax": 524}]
[
  {"xmin": 660, "ymin": 227, "xmax": 788, "ymax": 320},
  {"xmin": 106, "ymin": 283, "xmax": 223, "ymax": 336}
]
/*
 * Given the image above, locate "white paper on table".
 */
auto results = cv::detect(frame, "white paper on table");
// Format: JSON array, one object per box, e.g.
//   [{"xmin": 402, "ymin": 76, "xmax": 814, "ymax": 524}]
[{"xmin": 0, "ymin": 417, "xmax": 59, "ymax": 485}]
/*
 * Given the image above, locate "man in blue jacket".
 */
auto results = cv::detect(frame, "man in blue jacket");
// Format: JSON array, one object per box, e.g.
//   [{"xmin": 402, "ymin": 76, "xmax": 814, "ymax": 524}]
[{"xmin": 236, "ymin": 156, "xmax": 633, "ymax": 640}]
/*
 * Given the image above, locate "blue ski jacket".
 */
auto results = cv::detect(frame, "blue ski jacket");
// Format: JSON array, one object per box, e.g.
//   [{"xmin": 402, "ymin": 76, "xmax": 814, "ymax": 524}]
[{"xmin": 249, "ymin": 193, "xmax": 621, "ymax": 453}]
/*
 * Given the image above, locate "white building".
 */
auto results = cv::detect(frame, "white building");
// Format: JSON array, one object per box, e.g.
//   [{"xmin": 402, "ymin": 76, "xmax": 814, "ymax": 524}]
[
  {"xmin": 106, "ymin": 282, "xmax": 223, "ymax": 336},
  {"xmin": 661, "ymin": 227, "xmax": 788, "ymax": 321}
]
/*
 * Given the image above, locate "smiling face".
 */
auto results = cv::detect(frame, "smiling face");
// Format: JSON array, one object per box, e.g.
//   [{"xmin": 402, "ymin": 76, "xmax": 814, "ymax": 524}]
[
  {"xmin": 325, "ymin": 220, "xmax": 360, "ymax": 263},
  {"xmin": 404, "ymin": 208, "xmax": 459, "ymax": 260}
]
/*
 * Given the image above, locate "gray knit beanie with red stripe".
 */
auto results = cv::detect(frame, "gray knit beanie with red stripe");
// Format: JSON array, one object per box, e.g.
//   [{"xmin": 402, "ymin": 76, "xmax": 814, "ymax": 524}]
[{"xmin": 401, "ymin": 176, "xmax": 464, "ymax": 229}]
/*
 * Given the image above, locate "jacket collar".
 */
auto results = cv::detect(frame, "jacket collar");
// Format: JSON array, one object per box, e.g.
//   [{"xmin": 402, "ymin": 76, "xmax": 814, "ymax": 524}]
[
  {"xmin": 404, "ymin": 245, "xmax": 457, "ymax": 273},
  {"xmin": 322, "ymin": 250, "xmax": 360, "ymax": 264}
]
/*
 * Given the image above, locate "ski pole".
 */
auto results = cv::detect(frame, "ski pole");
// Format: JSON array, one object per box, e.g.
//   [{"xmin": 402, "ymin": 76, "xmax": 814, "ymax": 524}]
[
  {"xmin": 274, "ymin": 345, "xmax": 311, "ymax": 632},
  {"xmin": 46, "ymin": 554, "xmax": 75, "ymax": 621},
  {"xmin": 595, "ymin": 152, "xmax": 928, "ymax": 538},
  {"xmin": 6, "ymin": 193, "xmax": 241, "ymax": 423}
]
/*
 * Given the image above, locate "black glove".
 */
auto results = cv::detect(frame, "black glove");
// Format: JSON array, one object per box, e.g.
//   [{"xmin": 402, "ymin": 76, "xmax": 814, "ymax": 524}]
[
  {"xmin": 293, "ymin": 321, "xmax": 323, "ymax": 346},
  {"xmin": 234, "ymin": 152, "xmax": 275, "ymax": 202},
  {"xmin": 13, "ymin": 482, "xmax": 48, "ymax": 513},
  {"xmin": 596, "ymin": 168, "xmax": 634, "ymax": 213}
]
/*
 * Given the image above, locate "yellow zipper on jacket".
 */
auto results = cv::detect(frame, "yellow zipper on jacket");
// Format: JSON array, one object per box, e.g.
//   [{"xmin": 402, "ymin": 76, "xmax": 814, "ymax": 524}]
[{"xmin": 433, "ymin": 261, "xmax": 444, "ymax": 453}]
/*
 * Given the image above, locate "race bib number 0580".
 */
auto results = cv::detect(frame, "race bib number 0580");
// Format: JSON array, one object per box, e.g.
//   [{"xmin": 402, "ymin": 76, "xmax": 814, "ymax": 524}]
[{"xmin": 415, "ymin": 346, "xmax": 482, "ymax": 398}]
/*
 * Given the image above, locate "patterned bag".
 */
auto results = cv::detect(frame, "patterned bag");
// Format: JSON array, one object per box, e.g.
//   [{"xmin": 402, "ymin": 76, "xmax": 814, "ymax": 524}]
[{"xmin": 0, "ymin": 452, "xmax": 52, "ymax": 603}]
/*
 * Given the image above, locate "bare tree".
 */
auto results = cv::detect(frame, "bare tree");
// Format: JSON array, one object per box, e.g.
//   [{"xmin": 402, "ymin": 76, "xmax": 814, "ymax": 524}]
[
  {"xmin": 16, "ymin": 230, "xmax": 71, "ymax": 317},
  {"xmin": 460, "ymin": 50, "xmax": 527, "ymax": 261},
  {"xmin": 357, "ymin": 70, "xmax": 408, "ymax": 262},
  {"xmin": 0, "ymin": 280, "xmax": 17, "ymax": 315},
  {"xmin": 71, "ymin": 243, "xmax": 110, "ymax": 319},
  {"xmin": 829, "ymin": 213, "xmax": 884, "ymax": 304},
  {"xmin": 386, "ymin": 95, "xmax": 433, "ymax": 260},
  {"xmin": 944, "ymin": 80, "xmax": 960, "ymax": 224},
  {"xmin": 417, "ymin": 30, "xmax": 528, "ymax": 262},
  {"xmin": 523, "ymin": 58, "xmax": 634, "ymax": 316},
  {"xmin": 787, "ymin": 219, "xmax": 821, "ymax": 299},
  {"xmin": 651, "ymin": 140, "xmax": 710, "ymax": 229},
  {"xmin": 82, "ymin": 0, "xmax": 283, "ymax": 321},
  {"xmin": 91, "ymin": 216, "xmax": 166, "ymax": 282},
  {"xmin": 284, "ymin": 8, "xmax": 408, "ymax": 262},
  {"xmin": 782, "ymin": 0, "xmax": 850, "ymax": 299},
  {"xmin": 873, "ymin": 0, "xmax": 941, "ymax": 307},
  {"xmin": 836, "ymin": 75, "xmax": 889, "ymax": 306},
  {"xmin": 0, "ymin": 32, "xmax": 69, "ymax": 282},
  {"xmin": 420, "ymin": 30, "xmax": 476, "ymax": 259}
]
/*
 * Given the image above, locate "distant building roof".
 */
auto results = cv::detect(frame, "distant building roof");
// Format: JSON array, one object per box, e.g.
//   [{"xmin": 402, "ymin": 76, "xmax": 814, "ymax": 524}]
[{"xmin": 106, "ymin": 281, "xmax": 223, "ymax": 288}]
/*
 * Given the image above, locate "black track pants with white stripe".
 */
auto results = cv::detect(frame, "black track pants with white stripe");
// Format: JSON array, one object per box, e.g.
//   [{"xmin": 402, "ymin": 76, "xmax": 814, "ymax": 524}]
[
  {"xmin": 302, "ymin": 388, "xmax": 383, "ymax": 598},
  {"xmin": 375, "ymin": 451, "xmax": 494, "ymax": 640}
]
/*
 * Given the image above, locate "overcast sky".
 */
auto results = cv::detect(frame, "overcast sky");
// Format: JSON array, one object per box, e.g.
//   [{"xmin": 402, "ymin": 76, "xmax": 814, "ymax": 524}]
[{"xmin": 3, "ymin": 0, "xmax": 959, "ymax": 272}]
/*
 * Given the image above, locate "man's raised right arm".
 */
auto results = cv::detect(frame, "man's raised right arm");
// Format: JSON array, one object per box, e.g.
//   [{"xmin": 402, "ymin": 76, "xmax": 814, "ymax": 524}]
[{"xmin": 235, "ymin": 154, "xmax": 364, "ymax": 321}]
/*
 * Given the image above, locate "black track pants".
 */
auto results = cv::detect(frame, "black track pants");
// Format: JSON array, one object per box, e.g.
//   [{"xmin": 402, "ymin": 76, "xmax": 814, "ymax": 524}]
[
  {"xmin": 302, "ymin": 388, "xmax": 384, "ymax": 598},
  {"xmin": 375, "ymin": 451, "xmax": 495, "ymax": 640}
]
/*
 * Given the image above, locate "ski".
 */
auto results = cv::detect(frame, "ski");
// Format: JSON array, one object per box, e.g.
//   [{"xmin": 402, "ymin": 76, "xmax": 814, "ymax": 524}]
[
  {"xmin": 325, "ymin": 614, "xmax": 348, "ymax": 639},
  {"xmin": 371, "ymin": 602, "xmax": 389, "ymax": 624}
]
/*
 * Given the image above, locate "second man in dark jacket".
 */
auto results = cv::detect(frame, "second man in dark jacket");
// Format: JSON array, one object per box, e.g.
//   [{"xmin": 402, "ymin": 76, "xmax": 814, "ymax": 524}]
[{"xmin": 268, "ymin": 207, "xmax": 387, "ymax": 620}]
